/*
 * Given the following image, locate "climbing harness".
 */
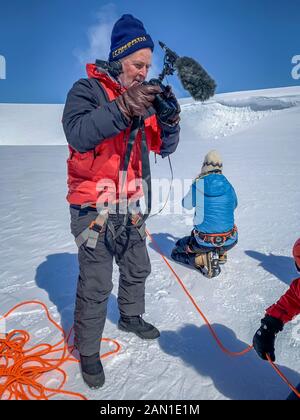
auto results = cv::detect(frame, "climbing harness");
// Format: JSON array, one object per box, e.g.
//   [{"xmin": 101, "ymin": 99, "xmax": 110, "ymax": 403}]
[{"xmin": 193, "ymin": 225, "xmax": 238, "ymax": 248}]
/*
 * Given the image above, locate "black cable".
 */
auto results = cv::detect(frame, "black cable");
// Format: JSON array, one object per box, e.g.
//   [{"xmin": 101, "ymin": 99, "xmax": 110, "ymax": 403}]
[{"xmin": 148, "ymin": 155, "xmax": 174, "ymax": 219}]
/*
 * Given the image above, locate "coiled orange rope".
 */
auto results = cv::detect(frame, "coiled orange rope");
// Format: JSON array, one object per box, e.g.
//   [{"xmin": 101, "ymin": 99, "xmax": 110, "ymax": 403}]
[
  {"xmin": 146, "ymin": 229, "xmax": 300, "ymax": 399},
  {"xmin": 0, "ymin": 301, "xmax": 121, "ymax": 400}
]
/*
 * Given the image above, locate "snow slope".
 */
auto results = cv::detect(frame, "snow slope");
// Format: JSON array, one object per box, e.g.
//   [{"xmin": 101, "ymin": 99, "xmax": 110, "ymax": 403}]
[{"xmin": 0, "ymin": 86, "xmax": 300, "ymax": 400}]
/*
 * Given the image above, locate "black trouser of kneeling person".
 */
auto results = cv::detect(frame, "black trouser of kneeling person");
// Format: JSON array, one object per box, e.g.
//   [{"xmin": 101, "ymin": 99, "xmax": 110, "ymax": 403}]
[{"xmin": 171, "ymin": 232, "xmax": 237, "ymax": 268}]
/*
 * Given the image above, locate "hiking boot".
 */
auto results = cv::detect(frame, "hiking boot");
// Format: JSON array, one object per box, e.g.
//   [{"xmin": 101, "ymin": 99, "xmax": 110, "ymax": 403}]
[
  {"xmin": 195, "ymin": 252, "xmax": 221, "ymax": 278},
  {"xmin": 118, "ymin": 315, "xmax": 160, "ymax": 340},
  {"xmin": 80, "ymin": 353, "xmax": 105, "ymax": 389},
  {"xmin": 195, "ymin": 253, "xmax": 207, "ymax": 268},
  {"xmin": 219, "ymin": 251, "xmax": 228, "ymax": 265},
  {"xmin": 210, "ymin": 251, "xmax": 221, "ymax": 278}
]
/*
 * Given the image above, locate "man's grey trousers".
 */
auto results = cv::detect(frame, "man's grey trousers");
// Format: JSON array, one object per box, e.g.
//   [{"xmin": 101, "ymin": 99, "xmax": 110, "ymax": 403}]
[{"xmin": 70, "ymin": 207, "xmax": 151, "ymax": 356}]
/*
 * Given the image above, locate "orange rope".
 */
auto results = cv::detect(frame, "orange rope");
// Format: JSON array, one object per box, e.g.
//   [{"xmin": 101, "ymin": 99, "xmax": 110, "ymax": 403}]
[
  {"xmin": 146, "ymin": 229, "xmax": 300, "ymax": 399},
  {"xmin": 267, "ymin": 355, "xmax": 300, "ymax": 399},
  {"xmin": 0, "ymin": 301, "xmax": 121, "ymax": 400}
]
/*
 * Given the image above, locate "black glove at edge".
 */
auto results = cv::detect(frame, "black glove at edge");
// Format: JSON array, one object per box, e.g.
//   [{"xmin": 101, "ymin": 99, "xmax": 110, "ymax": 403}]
[
  {"xmin": 253, "ymin": 315, "xmax": 284, "ymax": 362},
  {"xmin": 148, "ymin": 81, "xmax": 181, "ymax": 126}
]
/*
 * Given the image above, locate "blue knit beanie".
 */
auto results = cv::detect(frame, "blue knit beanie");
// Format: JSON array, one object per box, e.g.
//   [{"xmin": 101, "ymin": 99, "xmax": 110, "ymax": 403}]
[{"xmin": 109, "ymin": 14, "xmax": 154, "ymax": 62}]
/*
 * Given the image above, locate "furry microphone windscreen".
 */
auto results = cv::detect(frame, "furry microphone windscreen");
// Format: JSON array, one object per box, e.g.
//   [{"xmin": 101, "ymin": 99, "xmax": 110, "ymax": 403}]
[{"xmin": 175, "ymin": 56, "xmax": 217, "ymax": 101}]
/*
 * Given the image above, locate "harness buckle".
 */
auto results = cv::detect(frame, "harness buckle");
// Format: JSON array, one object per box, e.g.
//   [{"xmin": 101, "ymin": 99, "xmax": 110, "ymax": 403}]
[
  {"xmin": 130, "ymin": 212, "xmax": 143, "ymax": 226},
  {"xmin": 89, "ymin": 220, "xmax": 105, "ymax": 234},
  {"xmin": 213, "ymin": 236, "xmax": 226, "ymax": 246}
]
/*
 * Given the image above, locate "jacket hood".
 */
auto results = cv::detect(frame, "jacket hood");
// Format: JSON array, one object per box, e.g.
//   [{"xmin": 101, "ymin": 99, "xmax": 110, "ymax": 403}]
[
  {"xmin": 86, "ymin": 63, "xmax": 125, "ymax": 94},
  {"xmin": 203, "ymin": 174, "xmax": 231, "ymax": 197}
]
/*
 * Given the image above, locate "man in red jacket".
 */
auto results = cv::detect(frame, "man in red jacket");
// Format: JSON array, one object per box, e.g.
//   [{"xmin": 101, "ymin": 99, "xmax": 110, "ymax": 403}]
[
  {"xmin": 253, "ymin": 238, "xmax": 300, "ymax": 400},
  {"xmin": 62, "ymin": 15, "xmax": 180, "ymax": 389}
]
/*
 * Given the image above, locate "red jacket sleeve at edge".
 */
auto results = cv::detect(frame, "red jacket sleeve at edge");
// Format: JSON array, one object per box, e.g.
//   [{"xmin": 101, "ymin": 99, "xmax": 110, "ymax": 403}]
[{"xmin": 266, "ymin": 278, "xmax": 300, "ymax": 324}]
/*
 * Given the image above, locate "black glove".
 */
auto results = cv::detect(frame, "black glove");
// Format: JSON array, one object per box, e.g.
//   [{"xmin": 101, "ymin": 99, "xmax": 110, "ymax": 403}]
[
  {"xmin": 160, "ymin": 85, "xmax": 181, "ymax": 125},
  {"xmin": 148, "ymin": 81, "xmax": 181, "ymax": 126},
  {"xmin": 253, "ymin": 315, "xmax": 283, "ymax": 362}
]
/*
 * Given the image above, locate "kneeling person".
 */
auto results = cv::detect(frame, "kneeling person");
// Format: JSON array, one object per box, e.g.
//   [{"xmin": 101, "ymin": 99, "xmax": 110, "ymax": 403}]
[{"xmin": 171, "ymin": 150, "xmax": 238, "ymax": 278}]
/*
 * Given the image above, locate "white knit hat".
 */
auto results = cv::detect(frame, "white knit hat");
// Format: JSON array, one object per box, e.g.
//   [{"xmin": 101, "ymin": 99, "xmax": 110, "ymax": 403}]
[{"xmin": 201, "ymin": 150, "xmax": 223, "ymax": 175}]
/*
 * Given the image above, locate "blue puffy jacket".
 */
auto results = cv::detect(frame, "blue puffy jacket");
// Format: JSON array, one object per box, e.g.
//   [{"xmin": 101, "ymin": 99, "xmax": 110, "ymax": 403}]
[{"xmin": 182, "ymin": 173, "xmax": 238, "ymax": 247}]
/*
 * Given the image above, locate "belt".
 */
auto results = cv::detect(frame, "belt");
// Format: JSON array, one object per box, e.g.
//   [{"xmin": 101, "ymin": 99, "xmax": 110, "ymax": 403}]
[
  {"xmin": 70, "ymin": 204, "xmax": 97, "ymax": 212},
  {"xmin": 70, "ymin": 199, "xmax": 141, "ymax": 214}
]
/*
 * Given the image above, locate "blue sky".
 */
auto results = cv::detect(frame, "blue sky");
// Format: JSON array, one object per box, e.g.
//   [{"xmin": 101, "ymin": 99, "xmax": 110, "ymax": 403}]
[{"xmin": 0, "ymin": 0, "xmax": 299, "ymax": 103}]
